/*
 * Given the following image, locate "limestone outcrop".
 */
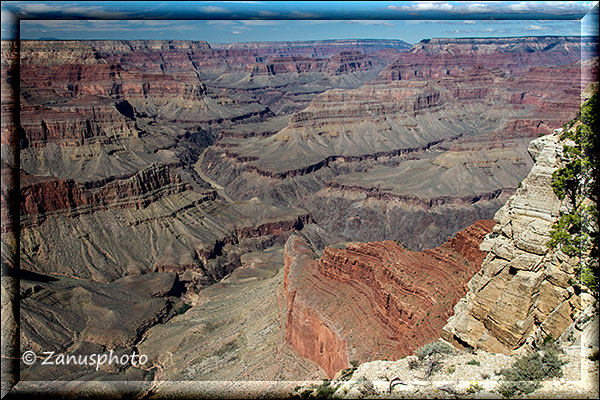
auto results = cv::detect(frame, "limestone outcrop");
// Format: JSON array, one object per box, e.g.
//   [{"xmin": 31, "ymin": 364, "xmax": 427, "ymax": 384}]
[{"xmin": 442, "ymin": 133, "xmax": 586, "ymax": 353}]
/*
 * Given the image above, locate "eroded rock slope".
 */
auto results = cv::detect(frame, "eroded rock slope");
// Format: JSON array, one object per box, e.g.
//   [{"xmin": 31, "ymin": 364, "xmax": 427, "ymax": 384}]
[
  {"xmin": 442, "ymin": 133, "xmax": 588, "ymax": 353},
  {"xmin": 199, "ymin": 37, "xmax": 596, "ymax": 250}
]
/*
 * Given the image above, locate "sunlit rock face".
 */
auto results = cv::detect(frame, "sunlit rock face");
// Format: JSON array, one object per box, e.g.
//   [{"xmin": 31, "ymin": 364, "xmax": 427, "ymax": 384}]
[
  {"xmin": 284, "ymin": 220, "xmax": 494, "ymax": 378},
  {"xmin": 442, "ymin": 134, "xmax": 585, "ymax": 354}
]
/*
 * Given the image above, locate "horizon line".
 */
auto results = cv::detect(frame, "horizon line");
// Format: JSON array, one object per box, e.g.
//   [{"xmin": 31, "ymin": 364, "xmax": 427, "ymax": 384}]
[{"xmin": 15, "ymin": 34, "xmax": 597, "ymax": 44}]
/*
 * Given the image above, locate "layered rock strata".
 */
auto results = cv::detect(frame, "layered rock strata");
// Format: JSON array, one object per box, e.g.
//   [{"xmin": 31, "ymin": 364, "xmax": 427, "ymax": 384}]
[
  {"xmin": 211, "ymin": 39, "xmax": 412, "ymax": 57},
  {"xmin": 19, "ymin": 163, "xmax": 190, "ymax": 226},
  {"xmin": 19, "ymin": 39, "xmax": 371, "ymax": 286},
  {"xmin": 200, "ymin": 58, "xmax": 591, "ymax": 249},
  {"xmin": 377, "ymin": 36, "xmax": 597, "ymax": 82},
  {"xmin": 283, "ymin": 220, "xmax": 495, "ymax": 377},
  {"xmin": 20, "ymin": 189, "xmax": 311, "ymax": 283},
  {"xmin": 442, "ymin": 134, "xmax": 585, "ymax": 353}
]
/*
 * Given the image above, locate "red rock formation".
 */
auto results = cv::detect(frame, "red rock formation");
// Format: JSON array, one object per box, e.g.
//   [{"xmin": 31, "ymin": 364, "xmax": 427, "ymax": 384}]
[
  {"xmin": 376, "ymin": 36, "xmax": 594, "ymax": 82},
  {"xmin": 284, "ymin": 236, "xmax": 349, "ymax": 378},
  {"xmin": 248, "ymin": 51, "xmax": 375, "ymax": 76},
  {"xmin": 283, "ymin": 220, "xmax": 495, "ymax": 377},
  {"xmin": 19, "ymin": 163, "xmax": 191, "ymax": 226},
  {"xmin": 19, "ymin": 101, "xmax": 138, "ymax": 148}
]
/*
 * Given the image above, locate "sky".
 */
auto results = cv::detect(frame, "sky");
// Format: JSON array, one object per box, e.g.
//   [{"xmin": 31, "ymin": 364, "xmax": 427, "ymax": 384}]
[{"xmin": 1, "ymin": 1, "xmax": 598, "ymax": 44}]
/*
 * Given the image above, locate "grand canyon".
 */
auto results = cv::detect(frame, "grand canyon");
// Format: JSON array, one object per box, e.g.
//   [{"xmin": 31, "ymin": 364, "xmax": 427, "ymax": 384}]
[{"xmin": 1, "ymin": 26, "xmax": 599, "ymax": 399}]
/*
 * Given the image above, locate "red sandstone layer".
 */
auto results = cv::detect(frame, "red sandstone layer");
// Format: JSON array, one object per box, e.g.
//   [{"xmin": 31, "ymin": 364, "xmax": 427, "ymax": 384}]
[
  {"xmin": 283, "ymin": 220, "xmax": 495, "ymax": 377},
  {"xmin": 18, "ymin": 163, "xmax": 196, "ymax": 230},
  {"xmin": 376, "ymin": 36, "xmax": 595, "ymax": 82}
]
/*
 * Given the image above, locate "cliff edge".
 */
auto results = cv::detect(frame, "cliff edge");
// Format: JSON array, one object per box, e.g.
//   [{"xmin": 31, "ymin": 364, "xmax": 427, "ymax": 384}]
[{"xmin": 442, "ymin": 133, "xmax": 591, "ymax": 353}]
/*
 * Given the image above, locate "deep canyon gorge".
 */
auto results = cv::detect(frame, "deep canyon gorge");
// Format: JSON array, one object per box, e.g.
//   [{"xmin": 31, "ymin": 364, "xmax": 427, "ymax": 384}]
[{"xmin": 1, "ymin": 31, "xmax": 598, "ymax": 398}]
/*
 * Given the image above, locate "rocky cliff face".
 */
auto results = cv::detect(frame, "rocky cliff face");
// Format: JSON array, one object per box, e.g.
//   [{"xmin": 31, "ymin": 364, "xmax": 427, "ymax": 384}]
[
  {"xmin": 283, "ymin": 220, "xmax": 494, "ymax": 377},
  {"xmin": 17, "ymin": 39, "xmax": 394, "ymax": 287},
  {"xmin": 199, "ymin": 58, "xmax": 591, "ymax": 249},
  {"xmin": 211, "ymin": 39, "xmax": 412, "ymax": 57},
  {"xmin": 378, "ymin": 36, "xmax": 597, "ymax": 81},
  {"xmin": 442, "ymin": 133, "xmax": 586, "ymax": 353},
  {"xmin": 6, "ymin": 37, "xmax": 596, "ymax": 388},
  {"xmin": 19, "ymin": 163, "xmax": 189, "ymax": 224}
]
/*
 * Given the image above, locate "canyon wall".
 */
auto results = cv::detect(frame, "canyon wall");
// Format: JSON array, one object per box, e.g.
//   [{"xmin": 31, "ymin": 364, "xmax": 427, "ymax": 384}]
[
  {"xmin": 283, "ymin": 220, "xmax": 495, "ymax": 377},
  {"xmin": 199, "ymin": 51, "xmax": 594, "ymax": 249},
  {"xmin": 8, "ymin": 37, "xmax": 597, "ymax": 386},
  {"xmin": 442, "ymin": 133, "xmax": 587, "ymax": 353},
  {"xmin": 17, "ymin": 39, "xmax": 390, "ymax": 287},
  {"xmin": 377, "ymin": 36, "xmax": 597, "ymax": 81}
]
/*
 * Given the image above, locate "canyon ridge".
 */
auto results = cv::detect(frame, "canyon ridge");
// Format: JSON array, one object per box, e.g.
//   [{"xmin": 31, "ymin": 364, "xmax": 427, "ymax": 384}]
[{"xmin": 1, "ymin": 33, "xmax": 598, "ymax": 398}]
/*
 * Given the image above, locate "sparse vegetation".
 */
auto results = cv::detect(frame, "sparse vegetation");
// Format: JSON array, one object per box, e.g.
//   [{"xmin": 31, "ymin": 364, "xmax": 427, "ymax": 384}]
[
  {"xmin": 315, "ymin": 380, "xmax": 336, "ymax": 398},
  {"xmin": 337, "ymin": 361, "xmax": 358, "ymax": 381},
  {"xmin": 548, "ymin": 92, "xmax": 599, "ymax": 299},
  {"xmin": 466, "ymin": 381, "xmax": 483, "ymax": 394},
  {"xmin": 409, "ymin": 341, "xmax": 455, "ymax": 378},
  {"xmin": 466, "ymin": 359, "xmax": 480, "ymax": 366},
  {"xmin": 447, "ymin": 364, "xmax": 456, "ymax": 374},
  {"xmin": 415, "ymin": 340, "xmax": 454, "ymax": 360},
  {"xmin": 496, "ymin": 346, "xmax": 566, "ymax": 398},
  {"xmin": 294, "ymin": 379, "xmax": 339, "ymax": 399}
]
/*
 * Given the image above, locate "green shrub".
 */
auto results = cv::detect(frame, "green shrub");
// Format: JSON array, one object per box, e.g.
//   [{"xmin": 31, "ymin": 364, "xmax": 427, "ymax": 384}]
[
  {"xmin": 548, "ymin": 91, "xmax": 599, "ymax": 299},
  {"xmin": 338, "ymin": 363, "xmax": 358, "ymax": 381},
  {"xmin": 466, "ymin": 359, "xmax": 480, "ymax": 366},
  {"xmin": 447, "ymin": 364, "xmax": 456, "ymax": 374},
  {"xmin": 315, "ymin": 380, "xmax": 336, "ymax": 399},
  {"xmin": 415, "ymin": 341, "xmax": 454, "ymax": 360},
  {"xmin": 497, "ymin": 348, "xmax": 566, "ymax": 398},
  {"xmin": 409, "ymin": 341, "xmax": 454, "ymax": 379},
  {"xmin": 294, "ymin": 379, "xmax": 339, "ymax": 399}
]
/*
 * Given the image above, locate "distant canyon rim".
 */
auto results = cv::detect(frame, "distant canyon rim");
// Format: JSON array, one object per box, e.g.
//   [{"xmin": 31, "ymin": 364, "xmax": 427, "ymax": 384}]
[{"xmin": 1, "ymin": 35, "xmax": 598, "ymax": 390}]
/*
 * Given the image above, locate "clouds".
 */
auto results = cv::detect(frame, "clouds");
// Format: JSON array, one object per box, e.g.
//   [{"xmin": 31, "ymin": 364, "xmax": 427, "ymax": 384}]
[
  {"xmin": 438, "ymin": 19, "xmax": 582, "ymax": 38},
  {"xmin": 201, "ymin": 6, "xmax": 228, "ymax": 13},
  {"xmin": 5, "ymin": 1, "xmax": 597, "ymax": 42},
  {"xmin": 3, "ymin": 1, "xmax": 596, "ymax": 23},
  {"xmin": 385, "ymin": 1, "xmax": 595, "ymax": 18},
  {"xmin": 526, "ymin": 25, "xmax": 544, "ymax": 31},
  {"xmin": 466, "ymin": 3, "xmax": 490, "ymax": 12},
  {"xmin": 388, "ymin": 2, "xmax": 454, "ymax": 12},
  {"xmin": 7, "ymin": 1, "xmax": 135, "ymax": 19},
  {"xmin": 21, "ymin": 20, "xmax": 196, "ymax": 34},
  {"xmin": 506, "ymin": 1, "xmax": 596, "ymax": 14}
]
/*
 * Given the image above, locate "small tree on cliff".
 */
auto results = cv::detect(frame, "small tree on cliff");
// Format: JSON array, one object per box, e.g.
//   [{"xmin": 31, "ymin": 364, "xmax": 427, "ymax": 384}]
[{"xmin": 548, "ymin": 91, "xmax": 598, "ymax": 298}]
